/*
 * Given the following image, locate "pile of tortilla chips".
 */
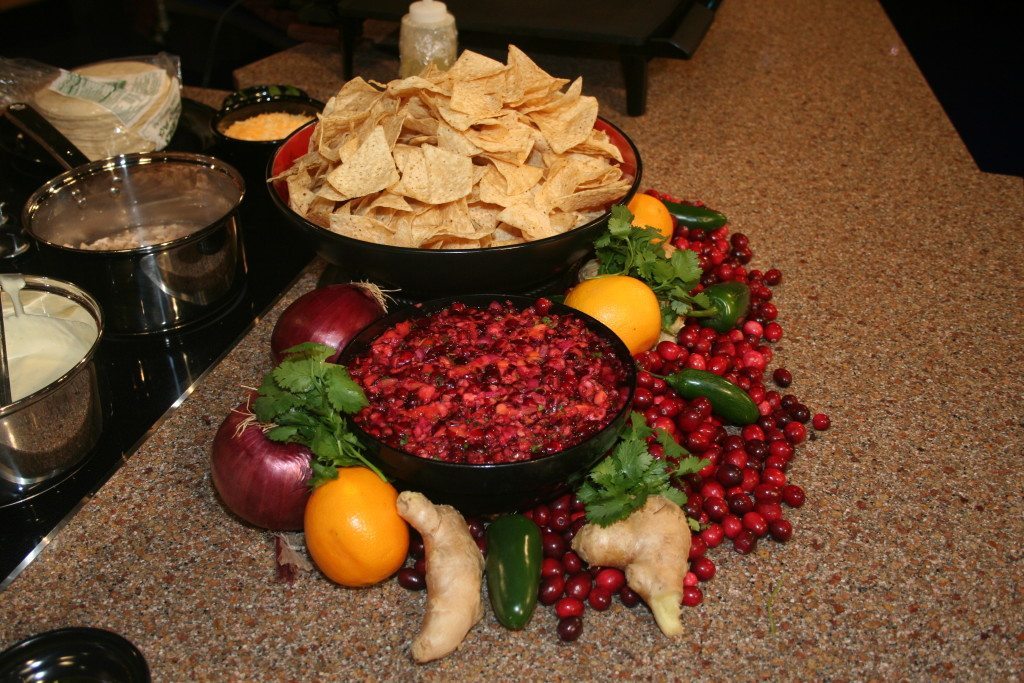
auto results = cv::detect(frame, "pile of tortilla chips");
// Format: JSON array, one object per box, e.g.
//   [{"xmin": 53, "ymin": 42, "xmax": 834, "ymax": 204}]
[{"xmin": 276, "ymin": 46, "xmax": 632, "ymax": 249}]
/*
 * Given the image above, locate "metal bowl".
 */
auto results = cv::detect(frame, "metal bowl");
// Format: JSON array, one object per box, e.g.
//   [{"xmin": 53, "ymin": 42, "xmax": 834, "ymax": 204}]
[
  {"xmin": 336, "ymin": 294, "xmax": 636, "ymax": 513},
  {"xmin": 0, "ymin": 276, "xmax": 103, "ymax": 485},
  {"xmin": 22, "ymin": 152, "xmax": 247, "ymax": 335},
  {"xmin": 269, "ymin": 117, "xmax": 641, "ymax": 298}
]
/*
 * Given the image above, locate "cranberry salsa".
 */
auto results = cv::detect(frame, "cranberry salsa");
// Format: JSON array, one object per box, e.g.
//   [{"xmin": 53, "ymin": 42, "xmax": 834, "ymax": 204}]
[{"xmin": 348, "ymin": 298, "xmax": 631, "ymax": 464}]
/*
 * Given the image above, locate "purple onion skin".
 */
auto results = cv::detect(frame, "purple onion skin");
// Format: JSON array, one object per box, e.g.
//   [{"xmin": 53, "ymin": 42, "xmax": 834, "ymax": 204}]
[
  {"xmin": 270, "ymin": 284, "xmax": 384, "ymax": 364},
  {"xmin": 211, "ymin": 405, "xmax": 313, "ymax": 530}
]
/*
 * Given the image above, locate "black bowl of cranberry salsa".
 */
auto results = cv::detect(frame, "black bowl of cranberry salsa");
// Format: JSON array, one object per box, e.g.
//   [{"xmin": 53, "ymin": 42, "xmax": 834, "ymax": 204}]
[{"xmin": 338, "ymin": 294, "xmax": 637, "ymax": 513}]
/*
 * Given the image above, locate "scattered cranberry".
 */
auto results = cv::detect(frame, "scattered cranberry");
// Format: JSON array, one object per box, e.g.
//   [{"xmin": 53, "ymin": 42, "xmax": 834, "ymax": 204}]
[
  {"xmin": 772, "ymin": 368, "xmax": 792, "ymax": 387},
  {"xmin": 782, "ymin": 484, "xmax": 806, "ymax": 507},
  {"xmin": 565, "ymin": 573, "xmax": 592, "ymax": 601},
  {"xmin": 594, "ymin": 568, "xmax": 626, "ymax": 594},
  {"xmin": 555, "ymin": 597, "xmax": 585, "ymax": 619},
  {"xmin": 397, "ymin": 567, "xmax": 425, "ymax": 591},
  {"xmin": 764, "ymin": 322, "xmax": 783, "ymax": 342},
  {"xmin": 769, "ymin": 519, "xmax": 794, "ymax": 542},
  {"xmin": 557, "ymin": 616, "xmax": 584, "ymax": 642},
  {"xmin": 812, "ymin": 413, "xmax": 831, "ymax": 430},
  {"xmin": 619, "ymin": 586, "xmax": 641, "ymax": 607},
  {"xmin": 691, "ymin": 556, "xmax": 716, "ymax": 581},
  {"xmin": 540, "ymin": 575, "xmax": 565, "ymax": 605},
  {"xmin": 588, "ymin": 588, "xmax": 613, "ymax": 611},
  {"xmin": 733, "ymin": 530, "xmax": 758, "ymax": 554},
  {"xmin": 682, "ymin": 586, "xmax": 704, "ymax": 606}
]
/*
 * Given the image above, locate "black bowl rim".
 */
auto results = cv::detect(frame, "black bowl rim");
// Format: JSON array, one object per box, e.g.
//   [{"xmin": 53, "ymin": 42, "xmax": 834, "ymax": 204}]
[
  {"xmin": 0, "ymin": 627, "xmax": 150, "ymax": 681},
  {"xmin": 337, "ymin": 293, "xmax": 637, "ymax": 472},
  {"xmin": 266, "ymin": 116, "xmax": 643, "ymax": 257},
  {"xmin": 212, "ymin": 97, "xmax": 325, "ymax": 144}
]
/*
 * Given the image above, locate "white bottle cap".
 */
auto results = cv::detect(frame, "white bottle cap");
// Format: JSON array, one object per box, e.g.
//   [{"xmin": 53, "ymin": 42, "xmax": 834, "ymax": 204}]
[{"xmin": 408, "ymin": 0, "xmax": 449, "ymax": 25}]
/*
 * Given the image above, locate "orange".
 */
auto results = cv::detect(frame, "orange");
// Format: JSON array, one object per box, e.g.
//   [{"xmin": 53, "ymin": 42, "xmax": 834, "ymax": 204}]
[
  {"xmin": 304, "ymin": 467, "xmax": 409, "ymax": 587},
  {"xmin": 564, "ymin": 275, "xmax": 662, "ymax": 356},
  {"xmin": 627, "ymin": 193, "xmax": 674, "ymax": 243}
]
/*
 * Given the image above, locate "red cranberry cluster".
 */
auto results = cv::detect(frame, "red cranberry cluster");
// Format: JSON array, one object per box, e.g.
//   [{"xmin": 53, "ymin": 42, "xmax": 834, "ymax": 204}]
[{"xmin": 397, "ymin": 191, "xmax": 830, "ymax": 643}]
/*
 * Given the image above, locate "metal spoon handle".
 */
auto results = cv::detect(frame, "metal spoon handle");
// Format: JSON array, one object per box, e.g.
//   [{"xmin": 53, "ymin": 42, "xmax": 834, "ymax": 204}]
[
  {"xmin": 2, "ymin": 102, "xmax": 91, "ymax": 171},
  {"xmin": 0, "ymin": 306, "xmax": 11, "ymax": 405}
]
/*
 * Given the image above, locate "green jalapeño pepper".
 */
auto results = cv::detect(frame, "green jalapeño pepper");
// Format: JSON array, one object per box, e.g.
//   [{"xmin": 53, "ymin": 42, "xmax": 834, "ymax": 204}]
[
  {"xmin": 486, "ymin": 514, "xmax": 542, "ymax": 630},
  {"xmin": 663, "ymin": 369, "xmax": 759, "ymax": 425},
  {"xmin": 661, "ymin": 200, "xmax": 728, "ymax": 231},
  {"xmin": 692, "ymin": 281, "xmax": 751, "ymax": 333}
]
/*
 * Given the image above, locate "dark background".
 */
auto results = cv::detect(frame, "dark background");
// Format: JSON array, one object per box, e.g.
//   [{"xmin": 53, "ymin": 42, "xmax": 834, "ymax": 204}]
[{"xmin": 0, "ymin": 0, "xmax": 1020, "ymax": 176}]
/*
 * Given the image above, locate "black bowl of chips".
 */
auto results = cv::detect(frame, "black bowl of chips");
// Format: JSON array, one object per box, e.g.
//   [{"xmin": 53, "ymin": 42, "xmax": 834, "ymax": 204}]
[
  {"xmin": 336, "ymin": 294, "xmax": 636, "ymax": 513},
  {"xmin": 269, "ymin": 110, "xmax": 641, "ymax": 298}
]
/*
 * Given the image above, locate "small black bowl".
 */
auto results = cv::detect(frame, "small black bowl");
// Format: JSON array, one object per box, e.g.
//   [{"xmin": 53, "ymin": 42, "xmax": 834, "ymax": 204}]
[
  {"xmin": 0, "ymin": 627, "xmax": 150, "ymax": 682},
  {"xmin": 337, "ymin": 294, "xmax": 636, "ymax": 514},
  {"xmin": 269, "ymin": 117, "xmax": 641, "ymax": 299},
  {"xmin": 212, "ymin": 85, "xmax": 322, "ymax": 180}
]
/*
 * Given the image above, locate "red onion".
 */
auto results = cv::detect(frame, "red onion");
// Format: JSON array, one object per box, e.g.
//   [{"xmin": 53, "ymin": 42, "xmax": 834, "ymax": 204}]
[
  {"xmin": 271, "ymin": 283, "xmax": 386, "ymax": 363},
  {"xmin": 210, "ymin": 403, "xmax": 313, "ymax": 530}
]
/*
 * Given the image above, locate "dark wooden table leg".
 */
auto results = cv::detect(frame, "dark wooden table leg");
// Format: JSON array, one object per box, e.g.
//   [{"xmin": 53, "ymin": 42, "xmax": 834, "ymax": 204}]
[
  {"xmin": 339, "ymin": 19, "xmax": 363, "ymax": 80},
  {"xmin": 620, "ymin": 49, "xmax": 649, "ymax": 116}
]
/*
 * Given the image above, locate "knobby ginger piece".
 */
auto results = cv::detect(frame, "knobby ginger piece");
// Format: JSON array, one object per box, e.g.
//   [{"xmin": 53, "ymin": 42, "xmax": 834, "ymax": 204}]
[
  {"xmin": 571, "ymin": 495, "xmax": 691, "ymax": 636},
  {"xmin": 396, "ymin": 491, "xmax": 485, "ymax": 663}
]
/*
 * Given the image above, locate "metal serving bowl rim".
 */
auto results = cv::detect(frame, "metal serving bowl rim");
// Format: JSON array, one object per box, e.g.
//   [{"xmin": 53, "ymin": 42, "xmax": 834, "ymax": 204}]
[
  {"xmin": 22, "ymin": 151, "xmax": 245, "ymax": 257},
  {"xmin": 267, "ymin": 116, "xmax": 643, "ymax": 256},
  {"xmin": 0, "ymin": 275, "xmax": 104, "ymax": 417}
]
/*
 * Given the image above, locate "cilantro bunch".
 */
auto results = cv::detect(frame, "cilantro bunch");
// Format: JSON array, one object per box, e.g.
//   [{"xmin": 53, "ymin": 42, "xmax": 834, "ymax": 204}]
[
  {"xmin": 252, "ymin": 342, "xmax": 384, "ymax": 486},
  {"xmin": 594, "ymin": 205, "xmax": 712, "ymax": 331},
  {"xmin": 576, "ymin": 412, "xmax": 708, "ymax": 529}
]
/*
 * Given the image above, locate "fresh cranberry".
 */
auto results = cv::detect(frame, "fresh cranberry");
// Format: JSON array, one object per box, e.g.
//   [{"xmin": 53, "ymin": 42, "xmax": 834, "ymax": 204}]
[
  {"xmin": 701, "ymin": 481, "xmax": 726, "ymax": 500},
  {"xmin": 741, "ymin": 424, "xmax": 765, "ymax": 442},
  {"xmin": 543, "ymin": 532, "xmax": 566, "ymax": 558},
  {"xmin": 753, "ymin": 484, "xmax": 782, "ymax": 504},
  {"xmin": 701, "ymin": 523, "xmax": 724, "ymax": 548},
  {"xmin": 540, "ymin": 575, "xmax": 565, "ymax": 605},
  {"xmin": 657, "ymin": 340, "xmax": 683, "ymax": 361},
  {"xmin": 762, "ymin": 467, "xmax": 787, "ymax": 488},
  {"xmin": 722, "ymin": 514, "xmax": 743, "ymax": 538},
  {"xmin": 757, "ymin": 502, "xmax": 783, "ymax": 523},
  {"xmin": 541, "ymin": 558, "xmax": 563, "ymax": 578},
  {"xmin": 728, "ymin": 493, "xmax": 754, "ymax": 516},
  {"xmin": 703, "ymin": 496, "xmax": 729, "ymax": 521},
  {"xmin": 769, "ymin": 440, "xmax": 794, "ymax": 460},
  {"xmin": 812, "ymin": 413, "xmax": 832, "ymax": 430},
  {"xmin": 717, "ymin": 463, "xmax": 743, "ymax": 487},
  {"xmin": 588, "ymin": 588, "xmax": 613, "ymax": 611},
  {"xmin": 397, "ymin": 567, "xmax": 426, "ymax": 591},
  {"xmin": 689, "ymin": 536, "xmax": 707, "ymax": 559},
  {"xmin": 550, "ymin": 510, "xmax": 571, "ymax": 532},
  {"xmin": 732, "ymin": 530, "xmax": 758, "ymax": 554},
  {"xmin": 619, "ymin": 586, "xmax": 641, "ymax": 607},
  {"xmin": 555, "ymin": 597, "xmax": 585, "ymax": 619},
  {"xmin": 594, "ymin": 567, "xmax": 626, "ymax": 594},
  {"xmin": 533, "ymin": 505, "xmax": 550, "ymax": 528},
  {"xmin": 741, "ymin": 467, "xmax": 760, "ymax": 492},
  {"xmin": 782, "ymin": 484, "xmax": 806, "ymax": 507},
  {"xmin": 764, "ymin": 322, "xmax": 783, "ymax": 342},
  {"xmin": 565, "ymin": 573, "xmax": 592, "ymax": 601},
  {"xmin": 562, "ymin": 551, "xmax": 583, "ymax": 574},
  {"xmin": 724, "ymin": 450, "xmax": 748, "ymax": 469},
  {"xmin": 682, "ymin": 586, "xmax": 704, "ymax": 606},
  {"xmin": 684, "ymin": 571, "xmax": 699, "ymax": 588},
  {"xmin": 772, "ymin": 368, "xmax": 792, "ymax": 387},
  {"xmin": 742, "ymin": 511, "xmax": 768, "ymax": 537},
  {"xmin": 784, "ymin": 421, "xmax": 806, "ymax": 444},
  {"xmin": 409, "ymin": 537, "xmax": 425, "ymax": 559},
  {"xmin": 691, "ymin": 556, "xmax": 716, "ymax": 581},
  {"xmin": 557, "ymin": 616, "xmax": 583, "ymax": 642},
  {"xmin": 769, "ymin": 519, "xmax": 794, "ymax": 542}
]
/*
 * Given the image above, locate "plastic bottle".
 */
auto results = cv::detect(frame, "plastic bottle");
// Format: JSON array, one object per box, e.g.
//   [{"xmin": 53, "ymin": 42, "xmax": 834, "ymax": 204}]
[{"xmin": 399, "ymin": 0, "xmax": 457, "ymax": 78}]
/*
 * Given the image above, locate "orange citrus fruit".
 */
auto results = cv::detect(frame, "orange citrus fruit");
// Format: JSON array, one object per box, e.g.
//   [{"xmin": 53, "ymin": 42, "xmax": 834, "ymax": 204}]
[
  {"xmin": 304, "ymin": 467, "xmax": 409, "ymax": 587},
  {"xmin": 627, "ymin": 193, "xmax": 674, "ymax": 243},
  {"xmin": 564, "ymin": 275, "xmax": 662, "ymax": 356}
]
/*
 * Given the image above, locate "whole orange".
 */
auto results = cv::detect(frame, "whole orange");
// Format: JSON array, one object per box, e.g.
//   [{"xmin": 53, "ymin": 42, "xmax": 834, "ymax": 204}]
[
  {"xmin": 627, "ymin": 193, "xmax": 674, "ymax": 243},
  {"xmin": 304, "ymin": 467, "xmax": 409, "ymax": 587},
  {"xmin": 564, "ymin": 275, "xmax": 662, "ymax": 356}
]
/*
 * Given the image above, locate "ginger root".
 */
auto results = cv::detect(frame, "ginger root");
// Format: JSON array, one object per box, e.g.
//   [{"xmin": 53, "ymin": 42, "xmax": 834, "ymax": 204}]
[
  {"xmin": 396, "ymin": 491, "xmax": 485, "ymax": 663},
  {"xmin": 571, "ymin": 495, "xmax": 691, "ymax": 637}
]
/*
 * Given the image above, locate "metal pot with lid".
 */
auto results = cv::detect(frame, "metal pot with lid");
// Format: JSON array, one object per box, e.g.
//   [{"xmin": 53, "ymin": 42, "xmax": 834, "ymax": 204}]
[{"xmin": 7, "ymin": 103, "xmax": 247, "ymax": 334}]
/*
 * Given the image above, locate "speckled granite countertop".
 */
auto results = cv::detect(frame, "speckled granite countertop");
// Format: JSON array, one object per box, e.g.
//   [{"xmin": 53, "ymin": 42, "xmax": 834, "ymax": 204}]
[{"xmin": 3, "ymin": 1, "xmax": 1022, "ymax": 679}]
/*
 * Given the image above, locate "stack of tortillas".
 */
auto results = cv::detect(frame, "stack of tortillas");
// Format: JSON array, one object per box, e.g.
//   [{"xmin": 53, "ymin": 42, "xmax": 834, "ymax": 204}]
[{"xmin": 34, "ymin": 60, "xmax": 181, "ymax": 161}]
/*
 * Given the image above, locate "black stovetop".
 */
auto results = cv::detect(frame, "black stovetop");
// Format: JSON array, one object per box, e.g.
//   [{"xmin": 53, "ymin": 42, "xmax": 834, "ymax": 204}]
[{"xmin": 0, "ymin": 150, "xmax": 314, "ymax": 587}]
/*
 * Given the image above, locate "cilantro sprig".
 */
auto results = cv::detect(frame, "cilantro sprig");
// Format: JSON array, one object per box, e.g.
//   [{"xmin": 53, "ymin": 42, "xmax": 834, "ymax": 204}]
[
  {"xmin": 594, "ymin": 205, "xmax": 713, "ymax": 331},
  {"xmin": 252, "ymin": 342, "xmax": 384, "ymax": 487},
  {"xmin": 576, "ymin": 412, "xmax": 708, "ymax": 529}
]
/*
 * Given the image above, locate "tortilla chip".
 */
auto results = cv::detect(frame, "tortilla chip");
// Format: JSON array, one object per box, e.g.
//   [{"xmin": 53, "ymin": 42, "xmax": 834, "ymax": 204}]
[
  {"xmin": 393, "ymin": 144, "xmax": 473, "ymax": 205},
  {"xmin": 325, "ymin": 126, "xmax": 400, "ymax": 200}
]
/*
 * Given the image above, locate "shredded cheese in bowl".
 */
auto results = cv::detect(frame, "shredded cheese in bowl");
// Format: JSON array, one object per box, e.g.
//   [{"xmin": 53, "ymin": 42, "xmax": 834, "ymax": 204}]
[{"xmin": 223, "ymin": 112, "xmax": 314, "ymax": 141}]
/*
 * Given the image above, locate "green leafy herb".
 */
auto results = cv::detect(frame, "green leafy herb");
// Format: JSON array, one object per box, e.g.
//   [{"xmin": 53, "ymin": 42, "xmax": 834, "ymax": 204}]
[
  {"xmin": 576, "ymin": 412, "xmax": 709, "ymax": 527},
  {"xmin": 252, "ymin": 342, "xmax": 384, "ymax": 487},
  {"xmin": 594, "ymin": 204, "xmax": 713, "ymax": 331}
]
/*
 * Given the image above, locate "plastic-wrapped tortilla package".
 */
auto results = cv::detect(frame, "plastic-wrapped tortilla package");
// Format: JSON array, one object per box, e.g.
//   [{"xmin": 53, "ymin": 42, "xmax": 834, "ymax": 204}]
[{"xmin": 0, "ymin": 53, "xmax": 183, "ymax": 160}]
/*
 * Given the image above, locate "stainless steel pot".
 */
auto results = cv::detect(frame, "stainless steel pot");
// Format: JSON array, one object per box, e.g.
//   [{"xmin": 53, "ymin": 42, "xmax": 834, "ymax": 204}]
[
  {"xmin": 22, "ymin": 152, "xmax": 247, "ymax": 334},
  {"xmin": 0, "ymin": 276, "xmax": 103, "ymax": 485}
]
